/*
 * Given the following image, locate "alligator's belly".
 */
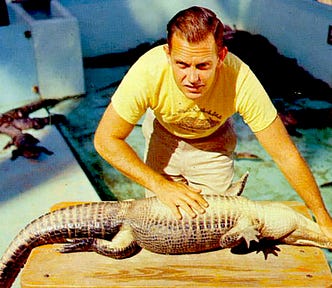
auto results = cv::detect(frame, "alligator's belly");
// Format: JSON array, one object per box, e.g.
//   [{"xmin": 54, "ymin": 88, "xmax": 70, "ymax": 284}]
[{"xmin": 132, "ymin": 222, "xmax": 228, "ymax": 254}]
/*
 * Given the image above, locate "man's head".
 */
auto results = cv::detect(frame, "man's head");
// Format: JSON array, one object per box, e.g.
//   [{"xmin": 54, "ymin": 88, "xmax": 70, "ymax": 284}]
[
  {"xmin": 164, "ymin": 6, "xmax": 228, "ymax": 100},
  {"xmin": 166, "ymin": 6, "xmax": 225, "ymax": 55}
]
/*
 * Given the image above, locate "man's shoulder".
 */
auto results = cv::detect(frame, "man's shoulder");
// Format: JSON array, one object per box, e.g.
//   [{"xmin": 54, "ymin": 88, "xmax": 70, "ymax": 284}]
[
  {"xmin": 138, "ymin": 45, "xmax": 168, "ymax": 65},
  {"xmin": 128, "ymin": 45, "xmax": 169, "ymax": 81},
  {"xmin": 223, "ymin": 52, "xmax": 248, "ymax": 71}
]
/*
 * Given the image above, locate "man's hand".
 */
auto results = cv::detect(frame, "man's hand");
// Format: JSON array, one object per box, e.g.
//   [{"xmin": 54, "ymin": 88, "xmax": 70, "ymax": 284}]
[{"xmin": 154, "ymin": 180, "xmax": 209, "ymax": 220}]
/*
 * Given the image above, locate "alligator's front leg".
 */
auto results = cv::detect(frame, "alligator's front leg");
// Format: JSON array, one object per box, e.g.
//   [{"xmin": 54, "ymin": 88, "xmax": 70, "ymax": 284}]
[
  {"xmin": 59, "ymin": 224, "xmax": 141, "ymax": 259},
  {"xmin": 220, "ymin": 217, "xmax": 260, "ymax": 249}
]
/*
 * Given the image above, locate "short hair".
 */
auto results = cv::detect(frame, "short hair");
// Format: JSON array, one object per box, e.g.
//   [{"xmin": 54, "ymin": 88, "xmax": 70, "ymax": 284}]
[{"xmin": 166, "ymin": 6, "xmax": 225, "ymax": 53}]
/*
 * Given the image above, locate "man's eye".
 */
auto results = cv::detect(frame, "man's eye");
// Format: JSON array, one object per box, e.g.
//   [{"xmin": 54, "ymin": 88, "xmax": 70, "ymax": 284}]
[
  {"xmin": 197, "ymin": 63, "xmax": 210, "ymax": 70},
  {"xmin": 176, "ymin": 62, "xmax": 189, "ymax": 68}
]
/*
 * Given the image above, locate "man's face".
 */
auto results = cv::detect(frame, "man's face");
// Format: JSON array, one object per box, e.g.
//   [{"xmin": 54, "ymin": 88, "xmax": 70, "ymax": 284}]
[{"xmin": 164, "ymin": 33, "xmax": 226, "ymax": 100}]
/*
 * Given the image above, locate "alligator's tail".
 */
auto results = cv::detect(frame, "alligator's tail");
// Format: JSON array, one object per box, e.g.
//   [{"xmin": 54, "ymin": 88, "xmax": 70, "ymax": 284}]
[{"xmin": 0, "ymin": 201, "xmax": 123, "ymax": 288}]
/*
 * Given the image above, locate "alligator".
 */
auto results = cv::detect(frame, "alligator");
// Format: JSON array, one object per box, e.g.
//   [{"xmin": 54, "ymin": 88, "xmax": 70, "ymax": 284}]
[
  {"xmin": 0, "ymin": 98, "xmax": 69, "ymax": 160},
  {"xmin": 1, "ymin": 175, "xmax": 332, "ymax": 287}
]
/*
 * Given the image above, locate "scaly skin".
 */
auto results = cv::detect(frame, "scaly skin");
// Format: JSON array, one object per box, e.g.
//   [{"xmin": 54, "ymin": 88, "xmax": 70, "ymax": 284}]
[
  {"xmin": 0, "ymin": 202, "xmax": 128, "ymax": 288},
  {"xmin": 1, "ymin": 195, "xmax": 332, "ymax": 288}
]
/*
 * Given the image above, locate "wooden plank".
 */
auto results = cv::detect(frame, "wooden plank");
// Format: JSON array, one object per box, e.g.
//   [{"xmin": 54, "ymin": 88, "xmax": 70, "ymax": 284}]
[{"xmin": 20, "ymin": 201, "xmax": 332, "ymax": 287}]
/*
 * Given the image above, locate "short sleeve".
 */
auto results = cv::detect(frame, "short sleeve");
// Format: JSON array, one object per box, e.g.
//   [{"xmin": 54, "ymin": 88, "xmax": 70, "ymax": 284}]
[{"xmin": 235, "ymin": 68, "xmax": 277, "ymax": 132}]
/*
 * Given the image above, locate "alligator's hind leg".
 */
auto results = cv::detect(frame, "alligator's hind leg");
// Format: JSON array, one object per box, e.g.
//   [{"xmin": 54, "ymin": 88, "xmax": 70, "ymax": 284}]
[
  {"xmin": 220, "ymin": 217, "xmax": 260, "ymax": 249},
  {"xmin": 281, "ymin": 228, "xmax": 332, "ymax": 249},
  {"xmin": 59, "ymin": 224, "xmax": 141, "ymax": 259}
]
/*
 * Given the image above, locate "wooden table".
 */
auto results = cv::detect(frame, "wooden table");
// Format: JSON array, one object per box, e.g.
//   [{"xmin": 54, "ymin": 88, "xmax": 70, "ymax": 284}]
[{"xmin": 21, "ymin": 202, "xmax": 332, "ymax": 287}]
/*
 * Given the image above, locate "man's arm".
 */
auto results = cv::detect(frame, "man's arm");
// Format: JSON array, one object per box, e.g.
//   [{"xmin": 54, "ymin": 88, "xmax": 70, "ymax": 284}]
[
  {"xmin": 255, "ymin": 115, "xmax": 332, "ymax": 238},
  {"xmin": 94, "ymin": 103, "xmax": 208, "ymax": 219}
]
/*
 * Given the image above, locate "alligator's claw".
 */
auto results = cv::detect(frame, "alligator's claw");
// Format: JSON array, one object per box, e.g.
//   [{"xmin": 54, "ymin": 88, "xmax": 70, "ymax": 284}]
[{"xmin": 256, "ymin": 243, "xmax": 281, "ymax": 259}]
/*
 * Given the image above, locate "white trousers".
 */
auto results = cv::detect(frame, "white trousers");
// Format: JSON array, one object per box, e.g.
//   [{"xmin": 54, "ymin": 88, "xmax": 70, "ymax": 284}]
[{"xmin": 142, "ymin": 110, "xmax": 237, "ymax": 197}]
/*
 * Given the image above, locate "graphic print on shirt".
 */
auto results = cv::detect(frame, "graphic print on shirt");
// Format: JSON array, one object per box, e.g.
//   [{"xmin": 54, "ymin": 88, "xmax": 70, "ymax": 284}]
[{"xmin": 172, "ymin": 105, "xmax": 223, "ymax": 133}]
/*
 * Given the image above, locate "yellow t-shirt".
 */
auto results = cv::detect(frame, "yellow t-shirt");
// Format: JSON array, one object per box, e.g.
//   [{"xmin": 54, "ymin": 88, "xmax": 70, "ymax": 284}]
[{"xmin": 112, "ymin": 45, "xmax": 277, "ymax": 139}]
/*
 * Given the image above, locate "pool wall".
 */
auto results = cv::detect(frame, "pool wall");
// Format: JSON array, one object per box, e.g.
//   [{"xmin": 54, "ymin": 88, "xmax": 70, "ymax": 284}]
[{"xmin": 60, "ymin": 0, "xmax": 332, "ymax": 86}]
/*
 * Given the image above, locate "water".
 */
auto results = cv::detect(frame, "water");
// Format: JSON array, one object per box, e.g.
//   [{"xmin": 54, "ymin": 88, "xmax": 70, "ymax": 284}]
[{"xmin": 54, "ymin": 65, "xmax": 332, "ymax": 266}]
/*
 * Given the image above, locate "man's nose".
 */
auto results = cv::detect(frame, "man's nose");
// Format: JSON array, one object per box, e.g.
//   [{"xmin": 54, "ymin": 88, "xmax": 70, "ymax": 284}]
[{"xmin": 188, "ymin": 67, "xmax": 199, "ymax": 83}]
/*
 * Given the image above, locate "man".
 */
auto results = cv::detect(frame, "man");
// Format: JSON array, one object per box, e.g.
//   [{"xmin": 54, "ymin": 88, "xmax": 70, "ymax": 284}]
[{"xmin": 94, "ymin": 6, "xmax": 332, "ymax": 238}]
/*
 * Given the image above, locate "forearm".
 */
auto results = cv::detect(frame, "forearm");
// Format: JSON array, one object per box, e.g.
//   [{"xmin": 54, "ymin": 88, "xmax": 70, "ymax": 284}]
[
  {"xmin": 94, "ymin": 136, "xmax": 166, "ymax": 193},
  {"xmin": 255, "ymin": 116, "xmax": 331, "ymax": 222},
  {"xmin": 274, "ymin": 147, "xmax": 330, "ymax": 222},
  {"xmin": 94, "ymin": 103, "xmax": 168, "ymax": 194}
]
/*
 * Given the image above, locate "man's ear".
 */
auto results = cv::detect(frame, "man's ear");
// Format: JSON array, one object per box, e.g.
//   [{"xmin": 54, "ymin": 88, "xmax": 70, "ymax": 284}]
[
  {"xmin": 219, "ymin": 46, "xmax": 228, "ymax": 61},
  {"xmin": 163, "ymin": 44, "xmax": 171, "ymax": 61}
]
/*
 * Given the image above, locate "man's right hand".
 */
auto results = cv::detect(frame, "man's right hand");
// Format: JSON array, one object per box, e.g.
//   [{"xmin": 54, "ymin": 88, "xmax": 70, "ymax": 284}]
[
  {"xmin": 95, "ymin": 105, "xmax": 209, "ymax": 220},
  {"xmin": 154, "ymin": 180, "xmax": 209, "ymax": 220}
]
